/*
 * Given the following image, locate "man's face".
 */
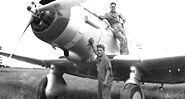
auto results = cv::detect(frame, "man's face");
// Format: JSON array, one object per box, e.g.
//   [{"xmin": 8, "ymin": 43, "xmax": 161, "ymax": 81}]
[
  {"xmin": 110, "ymin": 4, "xmax": 116, "ymax": 12},
  {"xmin": 97, "ymin": 47, "xmax": 104, "ymax": 57}
]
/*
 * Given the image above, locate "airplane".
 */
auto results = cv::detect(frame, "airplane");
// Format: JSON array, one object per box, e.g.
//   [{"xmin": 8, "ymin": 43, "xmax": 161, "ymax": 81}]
[{"xmin": 1, "ymin": 0, "xmax": 185, "ymax": 99}]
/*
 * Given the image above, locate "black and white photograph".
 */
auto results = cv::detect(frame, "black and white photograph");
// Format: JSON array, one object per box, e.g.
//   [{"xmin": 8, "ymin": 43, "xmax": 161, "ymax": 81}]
[{"xmin": 0, "ymin": 0, "xmax": 185, "ymax": 99}]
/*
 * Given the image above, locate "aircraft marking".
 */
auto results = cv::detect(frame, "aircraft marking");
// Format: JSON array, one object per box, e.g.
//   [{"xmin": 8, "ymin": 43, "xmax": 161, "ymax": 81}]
[{"xmin": 64, "ymin": 32, "xmax": 82, "ymax": 49}]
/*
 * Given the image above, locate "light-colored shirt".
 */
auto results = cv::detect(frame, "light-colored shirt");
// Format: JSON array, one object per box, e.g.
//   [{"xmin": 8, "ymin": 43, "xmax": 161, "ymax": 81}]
[
  {"xmin": 96, "ymin": 54, "xmax": 113, "ymax": 83},
  {"xmin": 104, "ymin": 11, "xmax": 125, "ymax": 27}
]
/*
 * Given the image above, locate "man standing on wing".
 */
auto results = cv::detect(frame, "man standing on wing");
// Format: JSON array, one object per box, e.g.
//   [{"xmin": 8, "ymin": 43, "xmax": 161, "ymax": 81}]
[{"xmin": 99, "ymin": 2, "xmax": 129, "ymax": 55}]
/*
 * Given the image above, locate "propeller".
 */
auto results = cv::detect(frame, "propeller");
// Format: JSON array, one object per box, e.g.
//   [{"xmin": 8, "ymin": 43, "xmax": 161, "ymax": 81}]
[
  {"xmin": 19, "ymin": 16, "xmax": 34, "ymax": 43},
  {"xmin": 5, "ymin": 0, "xmax": 89, "ymax": 66},
  {"xmin": 5, "ymin": 2, "xmax": 37, "ymax": 65},
  {"xmin": 6, "ymin": 17, "xmax": 34, "ymax": 64}
]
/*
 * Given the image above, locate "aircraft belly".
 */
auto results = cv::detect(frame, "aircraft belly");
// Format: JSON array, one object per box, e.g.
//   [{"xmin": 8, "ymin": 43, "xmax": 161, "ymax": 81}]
[
  {"xmin": 142, "ymin": 70, "xmax": 185, "ymax": 84},
  {"xmin": 111, "ymin": 55, "xmax": 185, "ymax": 83},
  {"xmin": 141, "ymin": 59, "xmax": 185, "ymax": 84}
]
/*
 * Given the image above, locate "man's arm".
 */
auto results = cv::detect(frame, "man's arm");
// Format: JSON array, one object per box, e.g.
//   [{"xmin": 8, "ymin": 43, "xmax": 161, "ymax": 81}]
[
  {"xmin": 99, "ymin": 14, "xmax": 113, "ymax": 31},
  {"xmin": 118, "ymin": 13, "xmax": 126, "ymax": 23},
  {"xmin": 99, "ymin": 13, "xmax": 109, "ymax": 20},
  {"xmin": 104, "ymin": 68, "xmax": 111, "ymax": 83},
  {"xmin": 88, "ymin": 38, "xmax": 98, "ymax": 55},
  {"xmin": 91, "ymin": 44, "xmax": 98, "ymax": 55},
  {"xmin": 103, "ymin": 60, "xmax": 112, "ymax": 84},
  {"xmin": 99, "ymin": 15, "xmax": 106, "ymax": 20}
]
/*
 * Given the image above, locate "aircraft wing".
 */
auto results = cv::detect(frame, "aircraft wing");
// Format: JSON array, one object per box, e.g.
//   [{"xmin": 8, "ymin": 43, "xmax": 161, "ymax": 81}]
[
  {"xmin": 111, "ymin": 55, "xmax": 185, "ymax": 84},
  {"xmin": 0, "ymin": 51, "xmax": 70, "ymax": 68},
  {"xmin": 0, "ymin": 51, "xmax": 95, "ymax": 79},
  {"xmin": 1, "ymin": 51, "xmax": 185, "ymax": 83}
]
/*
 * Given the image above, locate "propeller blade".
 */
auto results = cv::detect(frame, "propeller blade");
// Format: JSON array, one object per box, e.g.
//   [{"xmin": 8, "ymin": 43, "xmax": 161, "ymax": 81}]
[
  {"xmin": 19, "ymin": 16, "xmax": 33, "ymax": 43},
  {"xmin": 8, "ymin": 16, "xmax": 33, "ymax": 59},
  {"xmin": 4, "ymin": 15, "xmax": 34, "ymax": 67}
]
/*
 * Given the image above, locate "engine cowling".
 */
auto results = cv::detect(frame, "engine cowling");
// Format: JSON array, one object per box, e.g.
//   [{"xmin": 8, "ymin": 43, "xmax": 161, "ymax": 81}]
[
  {"xmin": 30, "ymin": 3, "xmax": 103, "ymax": 61},
  {"xmin": 31, "ymin": 7, "xmax": 70, "ymax": 42}
]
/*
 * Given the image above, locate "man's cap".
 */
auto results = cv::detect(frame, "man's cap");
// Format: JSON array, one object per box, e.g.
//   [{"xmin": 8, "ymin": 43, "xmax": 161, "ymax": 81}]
[{"xmin": 96, "ymin": 44, "xmax": 105, "ymax": 51}]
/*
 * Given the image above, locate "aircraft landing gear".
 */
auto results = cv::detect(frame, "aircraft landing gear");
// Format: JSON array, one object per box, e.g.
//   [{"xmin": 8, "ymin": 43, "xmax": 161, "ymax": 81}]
[
  {"xmin": 36, "ymin": 77, "xmax": 47, "ymax": 99},
  {"xmin": 120, "ymin": 84, "xmax": 142, "ymax": 99},
  {"xmin": 120, "ymin": 66, "xmax": 144, "ymax": 99},
  {"xmin": 36, "ymin": 74, "xmax": 67, "ymax": 99},
  {"xmin": 36, "ymin": 76, "xmax": 67, "ymax": 99},
  {"xmin": 36, "ymin": 65, "xmax": 68, "ymax": 99}
]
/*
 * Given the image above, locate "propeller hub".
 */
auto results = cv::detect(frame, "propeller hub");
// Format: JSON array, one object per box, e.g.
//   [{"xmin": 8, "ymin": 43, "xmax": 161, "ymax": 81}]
[
  {"xmin": 31, "ymin": 7, "xmax": 71, "ymax": 42},
  {"xmin": 31, "ymin": 9, "xmax": 55, "ymax": 32}
]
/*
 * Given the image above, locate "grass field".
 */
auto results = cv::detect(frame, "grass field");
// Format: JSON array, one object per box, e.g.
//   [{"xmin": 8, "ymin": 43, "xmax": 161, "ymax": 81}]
[{"xmin": 0, "ymin": 68, "xmax": 185, "ymax": 99}]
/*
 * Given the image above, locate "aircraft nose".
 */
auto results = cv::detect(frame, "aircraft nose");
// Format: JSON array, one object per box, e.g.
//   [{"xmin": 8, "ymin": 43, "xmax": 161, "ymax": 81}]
[{"xmin": 31, "ymin": 4, "xmax": 71, "ymax": 42}]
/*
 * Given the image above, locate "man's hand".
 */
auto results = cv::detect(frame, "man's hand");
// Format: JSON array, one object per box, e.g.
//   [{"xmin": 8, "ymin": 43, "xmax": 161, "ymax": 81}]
[
  {"xmin": 98, "ymin": 16, "xmax": 103, "ymax": 20},
  {"xmin": 88, "ymin": 38, "xmax": 94, "ymax": 46}
]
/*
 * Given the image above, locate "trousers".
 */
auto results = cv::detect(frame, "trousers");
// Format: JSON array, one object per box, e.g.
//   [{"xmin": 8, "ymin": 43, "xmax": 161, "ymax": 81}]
[
  {"xmin": 98, "ymin": 82, "xmax": 112, "ymax": 99},
  {"xmin": 112, "ymin": 23, "xmax": 129, "ymax": 54}
]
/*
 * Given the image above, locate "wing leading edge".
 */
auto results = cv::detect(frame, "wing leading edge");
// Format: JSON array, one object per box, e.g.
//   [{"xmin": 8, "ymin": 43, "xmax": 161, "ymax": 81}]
[
  {"xmin": 0, "ymin": 51, "xmax": 69, "ymax": 68},
  {"xmin": 0, "ymin": 51, "xmax": 99, "ymax": 79}
]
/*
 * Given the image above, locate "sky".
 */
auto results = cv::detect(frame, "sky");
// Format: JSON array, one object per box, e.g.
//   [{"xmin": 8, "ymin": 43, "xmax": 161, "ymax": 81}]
[{"xmin": 0, "ymin": 0, "xmax": 185, "ymax": 67}]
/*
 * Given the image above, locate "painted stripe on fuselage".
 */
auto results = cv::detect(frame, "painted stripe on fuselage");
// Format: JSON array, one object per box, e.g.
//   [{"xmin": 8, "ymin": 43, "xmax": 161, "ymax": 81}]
[{"xmin": 64, "ymin": 32, "xmax": 82, "ymax": 49}]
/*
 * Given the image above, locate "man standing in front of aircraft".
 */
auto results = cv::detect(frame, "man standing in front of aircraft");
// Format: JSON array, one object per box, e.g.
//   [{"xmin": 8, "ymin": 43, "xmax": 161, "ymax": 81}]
[
  {"xmin": 88, "ymin": 38, "xmax": 113, "ymax": 99},
  {"xmin": 99, "ymin": 2, "xmax": 129, "ymax": 55}
]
